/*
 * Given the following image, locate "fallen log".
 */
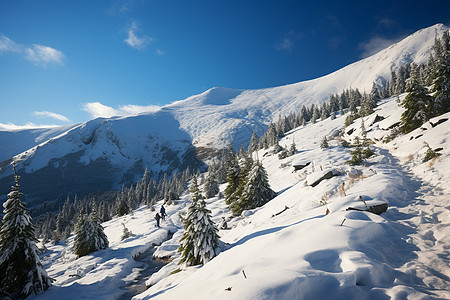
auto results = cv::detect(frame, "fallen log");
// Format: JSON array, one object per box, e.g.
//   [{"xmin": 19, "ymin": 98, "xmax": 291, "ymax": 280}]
[{"xmin": 272, "ymin": 205, "xmax": 289, "ymax": 217}]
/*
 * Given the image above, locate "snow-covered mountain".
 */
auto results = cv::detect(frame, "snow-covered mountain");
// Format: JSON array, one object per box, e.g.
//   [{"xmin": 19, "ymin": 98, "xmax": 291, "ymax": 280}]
[
  {"xmin": 30, "ymin": 94, "xmax": 450, "ymax": 300},
  {"xmin": 0, "ymin": 23, "xmax": 447, "ymax": 204}
]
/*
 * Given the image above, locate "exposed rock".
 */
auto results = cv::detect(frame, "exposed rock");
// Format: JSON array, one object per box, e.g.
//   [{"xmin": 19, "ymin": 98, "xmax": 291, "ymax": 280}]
[
  {"xmin": 307, "ymin": 169, "xmax": 340, "ymax": 187},
  {"xmin": 293, "ymin": 162, "xmax": 311, "ymax": 171},
  {"xmin": 346, "ymin": 203, "xmax": 388, "ymax": 215}
]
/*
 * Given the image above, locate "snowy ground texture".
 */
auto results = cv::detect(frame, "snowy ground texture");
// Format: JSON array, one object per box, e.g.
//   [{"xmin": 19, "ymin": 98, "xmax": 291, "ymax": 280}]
[{"xmin": 31, "ymin": 95, "xmax": 449, "ymax": 299}]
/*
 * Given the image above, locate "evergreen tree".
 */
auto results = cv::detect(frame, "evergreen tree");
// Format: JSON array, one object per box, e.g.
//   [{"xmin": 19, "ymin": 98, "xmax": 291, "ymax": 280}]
[
  {"xmin": 231, "ymin": 160, "xmax": 276, "ymax": 216},
  {"xmin": 224, "ymin": 157, "xmax": 240, "ymax": 205},
  {"xmin": 179, "ymin": 177, "xmax": 220, "ymax": 266},
  {"xmin": 230, "ymin": 156, "xmax": 254, "ymax": 210},
  {"xmin": 320, "ymin": 103, "xmax": 329, "ymax": 120},
  {"xmin": 311, "ymin": 105, "xmax": 319, "ymax": 124},
  {"xmin": 73, "ymin": 204, "xmax": 109, "ymax": 258},
  {"xmin": 273, "ymin": 139, "xmax": 283, "ymax": 154},
  {"xmin": 320, "ymin": 136, "xmax": 329, "ymax": 149},
  {"xmin": 395, "ymin": 66, "xmax": 407, "ymax": 94},
  {"xmin": 248, "ymin": 130, "xmax": 259, "ymax": 153},
  {"xmin": 288, "ymin": 140, "xmax": 297, "ymax": 156},
  {"xmin": 390, "ymin": 71, "xmax": 397, "ymax": 96},
  {"xmin": 359, "ymin": 93, "xmax": 374, "ymax": 117},
  {"xmin": 203, "ymin": 170, "xmax": 219, "ymax": 198},
  {"xmin": 400, "ymin": 63, "xmax": 433, "ymax": 133},
  {"xmin": 0, "ymin": 163, "xmax": 51, "ymax": 297},
  {"xmin": 346, "ymin": 137, "xmax": 364, "ymax": 165},
  {"xmin": 430, "ymin": 30, "xmax": 450, "ymax": 116},
  {"xmin": 115, "ymin": 191, "xmax": 130, "ymax": 217},
  {"xmin": 369, "ymin": 82, "xmax": 380, "ymax": 107}
]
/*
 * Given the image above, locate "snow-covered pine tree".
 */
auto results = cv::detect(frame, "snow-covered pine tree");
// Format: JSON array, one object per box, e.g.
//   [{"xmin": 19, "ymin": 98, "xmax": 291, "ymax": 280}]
[
  {"xmin": 73, "ymin": 204, "xmax": 109, "ymax": 258},
  {"xmin": 311, "ymin": 105, "xmax": 319, "ymax": 124},
  {"xmin": 288, "ymin": 140, "xmax": 297, "ymax": 156},
  {"xmin": 369, "ymin": 82, "xmax": 380, "ymax": 107},
  {"xmin": 390, "ymin": 71, "xmax": 397, "ymax": 96},
  {"xmin": 359, "ymin": 93, "xmax": 374, "ymax": 117},
  {"xmin": 430, "ymin": 30, "xmax": 450, "ymax": 116},
  {"xmin": 320, "ymin": 136, "xmax": 329, "ymax": 149},
  {"xmin": 320, "ymin": 102, "xmax": 329, "ymax": 120},
  {"xmin": 400, "ymin": 63, "xmax": 433, "ymax": 133},
  {"xmin": 395, "ymin": 65, "xmax": 408, "ymax": 94},
  {"xmin": 115, "ymin": 190, "xmax": 130, "ymax": 217},
  {"xmin": 346, "ymin": 136, "xmax": 364, "ymax": 165},
  {"xmin": 178, "ymin": 176, "xmax": 220, "ymax": 266},
  {"xmin": 231, "ymin": 160, "xmax": 276, "ymax": 216},
  {"xmin": 273, "ymin": 139, "xmax": 283, "ymax": 154},
  {"xmin": 248, "ymin": 130, "xmax": 259, "ymax": 153},
  {"xmin": 203, "ymin": 170, "xmax": 219, "ymax": 198},
  {"xmin": 224, "ymin": 156, "xmax": 240, "ymax": 206},
  {"xmin": 0, "ymin": 163, "xmax": 52, "ymax": 298}
]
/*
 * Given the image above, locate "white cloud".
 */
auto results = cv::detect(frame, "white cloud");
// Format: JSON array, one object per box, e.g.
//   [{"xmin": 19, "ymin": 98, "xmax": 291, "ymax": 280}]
[
  {"xmin": 82, "ymin": 102, "xmax": 160, "ymax": 119},
  {"xmin": 155, "ymin": 48, "xmax": 165, "ymax": 56},
  {"xmin": 275, "ymin": 38, "xmax": 293, "ymax": 52},
  {"xmin": 378, "ymin": 18, "xmax": 396, "ymax": 28},
  {"xmin": 33, "ymin": 111, "xmax": 70, "ymax": 122},
  {"xmin": 124, "ymin": 21, "xmax": 152, "ymax": 50},
  {"xmin": 0, "ymin": 34, "xmax": 65, "ymax": 66},
  {"xmin": 358, "ymin": 36, "xmax": 402, "ymax": 58},
  {"xmin": 107, "ymin": 0, "xmax": 133, "ymax": 15},
  {"xmin": 25, "ymin": 44, "xmax": 65, "ymax": 66},
  {"xmin": 0, "ymin": 122, "xmax": 61, "ymax": 131},
  {"xmin": 118, "ymin": 104, "xmax": 161, "ymax": 115},
  {"xmin": 83, "ymin": 102, "xmax": 119, "ymax": 118},
  {"xmin": 0, "ymin": 35, "xmax": 21, "ymax": 53}
]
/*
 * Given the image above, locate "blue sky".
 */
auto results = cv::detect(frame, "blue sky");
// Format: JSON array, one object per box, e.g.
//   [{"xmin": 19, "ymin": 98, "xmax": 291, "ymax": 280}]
[{"xmin": 0, "ymin": 0, "xmax": 449, "ymax": 129}]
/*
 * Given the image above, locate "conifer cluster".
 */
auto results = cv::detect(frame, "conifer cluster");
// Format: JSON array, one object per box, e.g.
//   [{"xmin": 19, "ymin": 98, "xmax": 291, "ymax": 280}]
[{"xmin": 224, "ymin": 150, "xmax": 276, "ymax": 216}]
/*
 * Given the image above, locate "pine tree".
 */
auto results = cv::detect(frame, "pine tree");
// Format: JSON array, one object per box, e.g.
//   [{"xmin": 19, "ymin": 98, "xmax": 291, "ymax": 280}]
[
  {"xmin": 248, "ymin": 130, "xmax": 259, "ymax": 153},
  {"xmin": 224, "ymin": 157, "xmax": 240, "ymax": 205},
  {"xmin": 369, "ymin": 82, "xmax": 380, "ymax": 107},
  {"xmin": 288, "ymin": 140, "xmax": 297, "ymax": 156},
  {"xmin": 430, "ymin": 30, "xmax": 450, "ymax": 116},
  {"xmin": 320, "ymin": 136, "xmax": 329, "ymax": 149},
  {"xmin": 390, "ymin": 71, "xmax": 397, "ymax": 96},
  {"xmin": 203, "ymin": 170, "xmax": 219, "ymax": 198},
  {"xmin": 346, "ymin": 137, "xmax": 364, "ymax": 165},
  {"xmin": 359, "ymin": 93, "xmax": 374, "ymax": 117},
  {"xmin": 273, "ymin": 139, "xmax": 283, "ymax": 154},
  {"xmin": 0, "ymin": 163, "xmax": 52, "ymax": 297},
  {"xmin": 311, "ymin": 105, "xmax": 319, "ymax": 124},
  {"xmin": 73, "ymin": 204, "xmax": 109, "ymax": 258},
  {"xmin": 116, "ymin": 191, "xmax": 130, "ymax": 217},
  {"xmin": 179, "ymin": 176, "xmax": 220, "ymax": 266},
  {"xmin": 231, "ymin": 160, "xmax": 276, "ymax": 216},
  {"xmin": 395, "ymin": 66, "xmax": 407, "ymax": 94},
  {"xmin": 400, "ymin": 63, "xmax": 433, "ymax": 134},
  {"xmin": 229, "ymin": 156, "xmax": 254, "ymax": 213}
]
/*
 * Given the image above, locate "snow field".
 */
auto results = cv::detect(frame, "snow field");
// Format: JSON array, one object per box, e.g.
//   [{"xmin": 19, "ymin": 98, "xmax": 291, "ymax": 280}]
[
  {"xmin": 29, "ymin": 96, "xmax": 449, "ymax": 299},
  {"xmin": 135, "ymin": 97, "xmax": 449, "ymax": 299}
]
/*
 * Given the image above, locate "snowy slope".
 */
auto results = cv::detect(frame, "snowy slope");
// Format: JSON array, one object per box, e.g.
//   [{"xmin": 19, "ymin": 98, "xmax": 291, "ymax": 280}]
[
  {"xmin": 0, "ymin": 24, "xmax": 447, "ymax": 203},
  {"xmin": 0, "ymin": 111, "xmax": 203, "ymax": 204},
  {"xmin": 166, "ymin": 23, "xmax": 447, "ymax": 149},
  {"xmin": 0, "ymin": 124, "xmax": 78, "ymax": 162},
  {"xmin": 31, "ymin": 95, "xmax": 450, "ymax": 300},
  {"xmin": 135, "ymin": 97, "xmax": 450, "ymax": 299}
]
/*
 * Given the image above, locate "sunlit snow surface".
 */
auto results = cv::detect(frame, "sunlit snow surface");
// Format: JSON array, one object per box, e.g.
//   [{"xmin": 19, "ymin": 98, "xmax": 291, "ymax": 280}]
[
  {"xmin": 31, "ymin": 96, "xmax": 450, "ymax": 300},
  {"xmin": 3, "ymin": 24, "xmax": 448, "ymax": 179}
]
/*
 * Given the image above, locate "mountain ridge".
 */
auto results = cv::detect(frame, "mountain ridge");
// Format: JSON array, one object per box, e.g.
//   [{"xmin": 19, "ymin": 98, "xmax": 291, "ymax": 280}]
[{"xmin": 0, "ymin": 23, "xmax": 447, "ymax": 204}]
